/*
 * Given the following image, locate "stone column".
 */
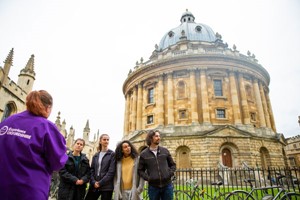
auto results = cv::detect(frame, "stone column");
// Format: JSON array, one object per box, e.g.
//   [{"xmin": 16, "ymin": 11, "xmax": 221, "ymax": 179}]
[
  {"xmin": 200, "ymin": 68, "xmax": 210, "ymax": 124},
  {"xmin": 124, "ymin": 93, "xmax": 130, "ymax": 135},
  {"xmin": 136, "ymin": 83, "xmax": 143, "ymax": 130},
  {"xmin": 259, "ymin": 83, "xmax": 271, "ymax": 128},
  {"xmin": 189, "ymin": 68, "xmax": 199, "ymax": 124},
  {"xmin": 131, "ymin": 86, "xmax": 137, "ymax": 131},
  {"xmin": 229, "ymin": 71, "xmax": 242, "ymax": 124},
  {"xmin": 142, "ymin": 87, "xmax": 147, "ymax": 130},
  {"xmin": 167, "ymin": 72, "xmax": 174, "ymax": 125},
  {"xmin": 265, "ymin": 92, "xmax": 277, "ymax": 132},
  {"xmin": 253, "ymin": 78, "xmax": 266, "ymax": 127},
  {"xmin": 157, "ymin": 74, "xmax": 165, "ymax": 126},
  {"xmin": 238, "ymin": 73, "xmax": 250, "ymax": 124}
]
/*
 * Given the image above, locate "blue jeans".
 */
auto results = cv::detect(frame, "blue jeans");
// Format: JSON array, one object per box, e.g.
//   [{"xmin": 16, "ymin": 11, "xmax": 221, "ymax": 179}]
[{"xmin": 148, "ymin": 183, "xmax": 173, "ymax": 200}]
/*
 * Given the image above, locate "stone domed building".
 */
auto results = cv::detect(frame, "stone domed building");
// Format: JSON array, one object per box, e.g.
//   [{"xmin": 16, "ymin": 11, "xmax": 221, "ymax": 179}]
[{"xmin": 122, "ymin": 10, "xmax": 286, "ymax": 169}]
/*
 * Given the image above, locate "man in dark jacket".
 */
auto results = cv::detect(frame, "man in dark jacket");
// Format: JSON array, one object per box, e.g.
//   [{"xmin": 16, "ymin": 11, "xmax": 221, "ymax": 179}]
[
  {"xmin": 58, "ymin": 138, "xmax": 91, "ymax": 200},
  {"xmin": 138, "ymin": 130, "xmax": 176, "ymax": 200}
]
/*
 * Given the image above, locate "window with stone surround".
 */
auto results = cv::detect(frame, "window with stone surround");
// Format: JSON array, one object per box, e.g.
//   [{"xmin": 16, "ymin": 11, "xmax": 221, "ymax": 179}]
[
  {"xmin": 289, "ymin": 157, "xmax": 296, "ymax": 167},
  {"xmin": 216, "ymin": 108, "xmax": 226, "ymax": 119},
  {"xmin": 177, "ymin": 81, "xmax": 186, "ymax": 99},
  {"xmin": 179, "ymin": 109, "xmax": 187, "ymax": 119},
  {"xmin": 213, "ymin": 79, "xmax": 223, "ymax": 96},
  {"xmin": 250, "ymin": 112, "xmax": 256, "ymax": 121},
  {"xmin": 148, "ymin": 87, "xmax": 154, "ymax": 104},
  {"xmin": 147, "ymin": 115, "xmax": 154, "ymax": 124},
  {"xmin": 245, "ymin": 85, "xmax": 253, "ymax": 100}
]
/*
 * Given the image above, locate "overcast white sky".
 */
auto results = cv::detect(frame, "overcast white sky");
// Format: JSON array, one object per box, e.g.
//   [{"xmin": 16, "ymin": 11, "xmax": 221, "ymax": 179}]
[{"xmin": 1, "ymin": 0, "xmax": 299, "ymax": 148}]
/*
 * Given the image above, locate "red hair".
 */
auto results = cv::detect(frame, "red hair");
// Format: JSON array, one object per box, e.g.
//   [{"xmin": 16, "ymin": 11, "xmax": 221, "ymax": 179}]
[{"xmin": 26, "ymin": 90, "xmax": 53, "ymax": 118}]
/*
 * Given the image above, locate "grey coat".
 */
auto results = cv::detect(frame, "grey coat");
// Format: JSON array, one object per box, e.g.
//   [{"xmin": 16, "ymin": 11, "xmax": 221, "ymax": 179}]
[{"xmin": 114, "ymin": 157, "xmax": 144, "ymax": 200}]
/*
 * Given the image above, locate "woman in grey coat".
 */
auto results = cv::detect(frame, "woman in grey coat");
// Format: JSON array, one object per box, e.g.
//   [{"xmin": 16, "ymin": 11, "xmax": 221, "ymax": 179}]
[{"xmin": 114, "ymin": 140, "xmax": 144, "ymax": 200}]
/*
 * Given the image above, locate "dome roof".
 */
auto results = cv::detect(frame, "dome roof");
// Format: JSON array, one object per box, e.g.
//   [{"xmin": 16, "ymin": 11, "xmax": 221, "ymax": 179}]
[{"xmin": 158, "ymin": 10, "xmax": 217, "ymax": 51}]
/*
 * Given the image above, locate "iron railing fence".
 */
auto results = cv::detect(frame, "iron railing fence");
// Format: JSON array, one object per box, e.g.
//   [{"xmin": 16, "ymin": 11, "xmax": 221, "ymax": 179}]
[{"xmin": 142, "ymin": 167, "xmax": 300, "ymax": 198}]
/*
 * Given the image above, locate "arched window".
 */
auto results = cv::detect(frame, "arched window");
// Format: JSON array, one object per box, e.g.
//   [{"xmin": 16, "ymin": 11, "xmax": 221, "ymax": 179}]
[
  {"xmin": 176, "ymin": 146, "xmax": 191, "ymax": 169},
  {"xmin": 2, "ymin": 102, "xmax": 16, "ymax": 122},
  {"xmin": 177, "ymin": 81, "xmax": 186, "ymax": 99},
  {"xmin": 222, "ymin": 148, "xmax": 232, "ymax": 167},
  {"xmin": 260, "ymin": 147, "xmax": 271, "ymax": 169}
]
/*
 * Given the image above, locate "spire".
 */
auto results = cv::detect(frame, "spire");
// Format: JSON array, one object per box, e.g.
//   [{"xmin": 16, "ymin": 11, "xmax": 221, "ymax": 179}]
[
  {"xmin": 17, "ymin": 54, "xmax": 36, "ymax": 94},
  {"xmin": 83, "ymin": 120, "xmax": 90, "ymax": 142},
  {"xmin": 61, "ymin": 119, "xmax": 66, "ymax": 137},
  {"xmin": 55, "ymin": 111, "xmax": 61, "ymax": 127},
  {"xmin": 1, "ymin": 48, "xmax": 14, "ymax": 85},
  {"xmin": 4, "ymin": 48, "xmax": 14, "ymax": 65},
  {"xmin": 84, "ymin": 120, "xmax": 90, "ymax": 132},
  {"xmin": 20, "ymin": 54, "xmax": 35, "ymax": 75}
]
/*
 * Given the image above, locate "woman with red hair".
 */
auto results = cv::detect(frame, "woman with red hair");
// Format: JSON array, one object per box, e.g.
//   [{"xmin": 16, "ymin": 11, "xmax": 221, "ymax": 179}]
[{"xmin": 0, "ymin": 90, "xmax": 68, "ymax": 200}]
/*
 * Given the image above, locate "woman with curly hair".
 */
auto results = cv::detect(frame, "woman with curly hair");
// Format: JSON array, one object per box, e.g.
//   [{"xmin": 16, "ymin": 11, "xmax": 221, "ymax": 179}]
[{"xmin": 114, "ymin": 140, "xmax": 144, "ymax": 200}]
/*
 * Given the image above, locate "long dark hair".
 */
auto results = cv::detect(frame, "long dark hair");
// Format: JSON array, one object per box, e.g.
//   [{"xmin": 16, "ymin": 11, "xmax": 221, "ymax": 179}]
[
  {"xmin": 115, "ymin": 140, "xmax": 138, "ymax": 162},
  {"xmin": 145, "ymin": 130, "xmax": 159, "ymax": 146}
]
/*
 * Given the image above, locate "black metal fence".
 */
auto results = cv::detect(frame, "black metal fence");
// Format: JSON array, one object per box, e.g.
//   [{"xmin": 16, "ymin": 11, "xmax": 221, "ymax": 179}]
[{"xmin": 143, "ymin": 167, "xmax": 300, "ymax": 198}]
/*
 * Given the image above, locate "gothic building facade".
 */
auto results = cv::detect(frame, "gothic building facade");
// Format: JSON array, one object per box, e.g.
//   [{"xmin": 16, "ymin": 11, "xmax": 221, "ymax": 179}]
[
  {"xmin": 0, "ymin": 49, "xmax": 99, "ymax": 162},
  {"xmin": 54, "ymin": 112, "xmax": 99, "ymax": 162},
  {"xmin": 122, "ymin": 10, "xmax": 286, "ymax": 169},
  {"xmin": 0, "ymin": 48, "xmax": 35, "ymax": 121},
  {"xmin": 285, "ymin": 135, "xmax": 300, "ymax": 167}
]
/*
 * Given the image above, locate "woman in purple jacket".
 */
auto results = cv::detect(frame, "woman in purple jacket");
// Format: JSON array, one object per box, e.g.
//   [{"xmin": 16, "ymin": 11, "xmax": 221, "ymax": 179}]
[{"xmin": 0, "ymin": 90, "xmax": 68, "ymax": 200}]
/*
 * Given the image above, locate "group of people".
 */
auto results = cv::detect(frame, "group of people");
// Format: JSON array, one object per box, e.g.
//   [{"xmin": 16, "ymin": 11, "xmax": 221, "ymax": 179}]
[{"xmin": 0, "ymin": 90, "xmax": 176, "ymax": 200}]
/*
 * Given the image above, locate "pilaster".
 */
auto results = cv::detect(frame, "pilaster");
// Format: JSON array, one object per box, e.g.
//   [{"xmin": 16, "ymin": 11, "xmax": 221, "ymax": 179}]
[
  {"xmin": 259, "ymin": 83, "xmax": 271, "ymax": 129},
  {"xmin": 189, "ymin": 68, "xmax": 199, "ymax": 124},
  {"xmin": 124, "ymin": 93, "xmax": 130, "ymax": 135},
  {"xmin": 229, "ymin": 70, "xmax": 242, "ymax": 124},
  {"xmin": 136, "ymin": 82, "xmax": 143, "ymax": 130},
  {"xmin": 253, "ymin": 78, "xmax": 266, "ymax": 127},
  {"xmin": 200, "ymin": 68, "xmax": 210, "ymax": 124},
  {"xmin": 167, "ymin": 72, "xmax": 174, "ymax": 125},
  {"xmin": 131, "ymin": 86, "xmax": 137, "ymax": 131},
  {"xmin": 157, "ymin": 74, "xmax": 165, "ymax": 126},
  {"xmin": 238, "ymin": 73, "xmax": 250, "ymax": 124}
]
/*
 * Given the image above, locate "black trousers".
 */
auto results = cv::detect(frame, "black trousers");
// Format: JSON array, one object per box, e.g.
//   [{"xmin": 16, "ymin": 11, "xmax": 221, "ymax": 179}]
[{"xmin": 84, "ymin": 190, "xmax": 113, "ymax": 200}]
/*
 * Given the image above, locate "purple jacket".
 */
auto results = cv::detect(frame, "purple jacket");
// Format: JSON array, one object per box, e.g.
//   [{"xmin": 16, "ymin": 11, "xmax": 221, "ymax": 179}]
[{"xmin": 0, "ymin": 111, "xmax": 68, "ymax": 200}]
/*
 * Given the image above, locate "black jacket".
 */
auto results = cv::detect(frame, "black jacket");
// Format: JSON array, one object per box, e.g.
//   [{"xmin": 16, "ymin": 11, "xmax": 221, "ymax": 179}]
[
  {"xmin": 138, "ymin": 146, "xmax": 176, "ymax": 188},
  {"xmin": 88, "ymin": 149, "xmax": 115, "ymax": 191},
  {"xmin": 58, "ymin": 152, "xmax": 91, "ymax": 200}
]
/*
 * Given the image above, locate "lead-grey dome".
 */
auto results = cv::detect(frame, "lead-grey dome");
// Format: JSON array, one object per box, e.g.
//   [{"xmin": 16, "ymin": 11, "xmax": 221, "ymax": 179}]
[{"xmin": 158, "ymin": 10, "xmax": 217, "ymax": 51}]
